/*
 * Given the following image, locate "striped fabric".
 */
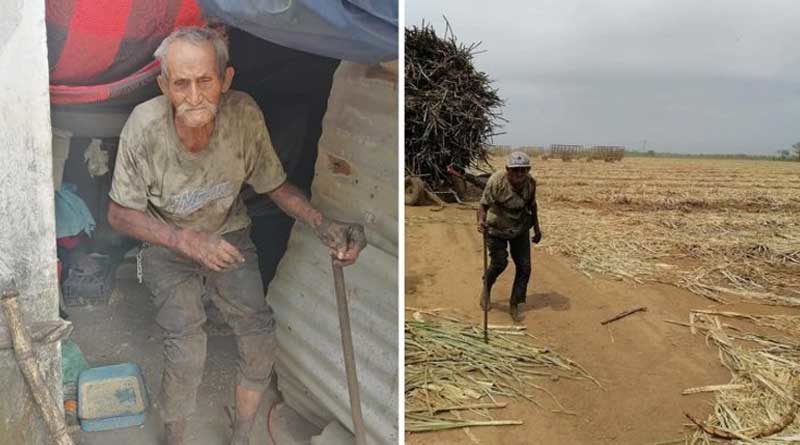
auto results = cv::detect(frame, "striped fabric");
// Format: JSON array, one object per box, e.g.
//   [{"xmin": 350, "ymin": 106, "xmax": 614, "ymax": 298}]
[{"xmin": 47, "ymin": 0, "xmax": 205, "ymax": 104}]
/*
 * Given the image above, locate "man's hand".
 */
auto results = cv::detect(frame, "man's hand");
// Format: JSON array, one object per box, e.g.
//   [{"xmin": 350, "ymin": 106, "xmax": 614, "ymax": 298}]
[
  {"xmin": 531, "ymin": 230, "xmax": 542, "ymax": 244},
  {"xmin": 477, "ymin": 220, "xmax": 487, "ymax": 233},
  {"xmin": 176, "ymin": 228, "xmax": 245, "ymax": 272},
  {"xmin": 314, "ymin": 217, "xmax": 367, "ymax": 267}
]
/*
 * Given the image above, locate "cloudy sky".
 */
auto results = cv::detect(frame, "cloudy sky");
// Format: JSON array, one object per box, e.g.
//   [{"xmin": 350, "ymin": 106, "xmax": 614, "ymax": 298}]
[{"xmin": 406, "ymin": 0, "xmax": 800, "ymax": 154}]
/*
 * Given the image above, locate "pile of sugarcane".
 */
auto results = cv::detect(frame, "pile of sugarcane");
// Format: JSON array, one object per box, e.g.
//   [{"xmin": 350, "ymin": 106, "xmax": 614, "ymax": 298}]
[
  {"xmin": 405, "ymin": 311, "xmax": 599, "ymax": 433},
  {"xmin": 676, "ymin": 311, "xmax": 800, "ymax": 443},
  {"xmin": 405, "ymin": 22, "xmax": 504, "ymax": 186}
]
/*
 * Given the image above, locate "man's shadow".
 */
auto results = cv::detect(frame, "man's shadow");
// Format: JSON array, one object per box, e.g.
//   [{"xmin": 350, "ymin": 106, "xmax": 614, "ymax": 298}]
[{"xmin": 491, "ymin": 292, "xmax": 570, "ymax": 312}]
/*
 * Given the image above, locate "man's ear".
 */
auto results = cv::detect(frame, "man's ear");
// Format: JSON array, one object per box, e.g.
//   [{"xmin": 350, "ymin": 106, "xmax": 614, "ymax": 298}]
[
  {"xmin": 156, "ymin": 74, "xmax": 169, "ymax": 96},
  {"xmin": 221, "ymin": 66, "xmax": 235, "ymax": 93}
]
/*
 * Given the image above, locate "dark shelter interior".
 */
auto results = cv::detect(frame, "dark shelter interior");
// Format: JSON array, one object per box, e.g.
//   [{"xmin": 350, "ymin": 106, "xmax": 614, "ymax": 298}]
[{"xmin": 53, "ymin": 28, "xmax": 339, "ymax": 308}]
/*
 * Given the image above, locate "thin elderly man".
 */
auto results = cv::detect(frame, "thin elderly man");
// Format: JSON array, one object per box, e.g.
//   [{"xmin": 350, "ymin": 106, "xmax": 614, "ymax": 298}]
[
  {"xmin": 477, "ymin": 151, "xmax": 542, "ymax": 323},
  {"xmin": 107, "ymin": 27, "xmax": 365, "ymax": 444}
]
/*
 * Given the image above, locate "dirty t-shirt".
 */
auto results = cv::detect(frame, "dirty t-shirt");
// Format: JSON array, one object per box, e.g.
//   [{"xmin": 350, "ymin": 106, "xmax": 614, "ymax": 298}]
[
  {"xmin": 480, "ymin": 170, "xmax": 536, "ymax": 239},
  {"xmin": 109, "ymin": 90, "xmax": 286, "ymax": 234}
]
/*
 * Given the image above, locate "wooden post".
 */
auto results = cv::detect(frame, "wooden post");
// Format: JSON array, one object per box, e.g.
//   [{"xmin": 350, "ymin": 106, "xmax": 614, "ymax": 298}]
[{"xmin": 1, "ymin": 290, "xmax": 73, "ymax": 445}]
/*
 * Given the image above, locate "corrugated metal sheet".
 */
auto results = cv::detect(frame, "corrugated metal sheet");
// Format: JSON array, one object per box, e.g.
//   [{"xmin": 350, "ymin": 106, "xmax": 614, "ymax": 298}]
[{"xmin": 268, "ymin": 61, "xmax": 398, "ymax": 445}]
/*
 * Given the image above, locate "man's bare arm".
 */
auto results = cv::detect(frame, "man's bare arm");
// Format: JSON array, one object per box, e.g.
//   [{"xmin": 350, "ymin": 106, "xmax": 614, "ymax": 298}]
[
  {"xmin": 267, "ymin": 181, "xmax": 365, "ymax": 266},
  {"xmin": 107, "ymin": 201, "xmax": 181, "ymax": 249},
  {"xmin": 266, "ymin": 182, "xmax": 323, "ymax": 229},
  {"xmin": 107, "ymin": 201, "xmax": 244, "ymax": 271},
  {"xmin": 477, "ymin": 205, "xmax": 488, "ymax": 233}
]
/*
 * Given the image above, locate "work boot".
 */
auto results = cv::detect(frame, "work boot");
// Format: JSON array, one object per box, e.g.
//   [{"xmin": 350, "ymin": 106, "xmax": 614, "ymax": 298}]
[
  {"xmin": 164, "ymin": 419, "xmax": 186, "ymax": 445},
  {"xmin": 510, "ymin": 304, "xmax": 525, "ymax": 323},
  {"xmin": 479, "ymin": 284, "xmax": 491, "ymax": 311}
]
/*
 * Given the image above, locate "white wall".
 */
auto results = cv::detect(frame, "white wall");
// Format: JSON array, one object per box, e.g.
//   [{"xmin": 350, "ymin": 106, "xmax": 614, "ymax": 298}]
[{"xmin": 0, "ymin": 0, "xmax": 62, "ymax": 443}]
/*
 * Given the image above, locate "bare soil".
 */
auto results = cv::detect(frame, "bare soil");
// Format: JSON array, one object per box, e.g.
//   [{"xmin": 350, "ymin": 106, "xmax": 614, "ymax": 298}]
[{"xmin": 66, "ymin": 262, "xmax": 320, "ymax": 444}]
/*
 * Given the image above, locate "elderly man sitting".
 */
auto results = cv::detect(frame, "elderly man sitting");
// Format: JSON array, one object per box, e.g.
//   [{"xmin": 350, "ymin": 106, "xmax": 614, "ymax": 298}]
[{"xmin": 107, "ymin": 27, "xmax": 365, "ymax": 444}]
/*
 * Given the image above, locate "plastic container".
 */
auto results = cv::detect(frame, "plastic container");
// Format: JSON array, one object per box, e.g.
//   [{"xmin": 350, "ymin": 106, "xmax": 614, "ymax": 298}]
[{"xmin": 78, "ymin": 363, "xmax": 149, "ymax": 432}]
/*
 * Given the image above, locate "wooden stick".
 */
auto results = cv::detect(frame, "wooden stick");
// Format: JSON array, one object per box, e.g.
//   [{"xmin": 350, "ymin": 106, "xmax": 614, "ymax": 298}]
[
  {"xmin": 406, "ymin": 402, "xmax": 508, "ymax": 414},
  {"xmin": 331, "ymin": 262, "xmax": 367, "ymax": 445},
  {"xmin": 1, "ymin": 290, "xmax": 73, "ymax": 445},
  {"xmin": 0, "ymin": 320, "xmax": 72, "ymax": 350},
  {"xmin": 482, "ymin": 232, "xmax": 488, "ymax": 343},
  {"xmin": 406, "ymin": 419, "xmax": 523, "ymax": 432},
  {"xmin": 600, "ymin": 306, "xmax": 647, "ymax": 325}
]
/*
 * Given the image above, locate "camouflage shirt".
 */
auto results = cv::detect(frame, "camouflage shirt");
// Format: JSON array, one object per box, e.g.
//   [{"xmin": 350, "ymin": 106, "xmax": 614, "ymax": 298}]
[
  {"xmin": 480, "ymin": 170, "xmax": 536, "ymax": 239},
  {"xmin": 109, "ymin": 90, "xmax": 286, "ymax": 234}
]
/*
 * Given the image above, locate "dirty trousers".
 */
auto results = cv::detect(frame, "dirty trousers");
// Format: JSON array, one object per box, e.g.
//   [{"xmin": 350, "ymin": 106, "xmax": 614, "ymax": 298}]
[
  {"xmin": 141, "ymin": 228, "xmax": 276, "ymax": 422},
  {"xmin": 485, "ymin": 231, "xmax": 532, "ymax": 307}
]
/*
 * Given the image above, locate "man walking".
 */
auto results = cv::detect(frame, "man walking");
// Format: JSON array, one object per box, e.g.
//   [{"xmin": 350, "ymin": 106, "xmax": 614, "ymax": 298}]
[
  {"xmin": 477, "ymin": 151, "xmax": 542, "ymax": 322},
  {"xmin": 107, "ymin": 27, "xmax": 365, "ymax": 444}
]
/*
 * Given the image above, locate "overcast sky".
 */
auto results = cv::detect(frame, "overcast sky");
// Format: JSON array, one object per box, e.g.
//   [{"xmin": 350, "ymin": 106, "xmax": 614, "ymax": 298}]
[{"xmin": 406, "ymin": 0, "xmax": 800, "ymax": 154}]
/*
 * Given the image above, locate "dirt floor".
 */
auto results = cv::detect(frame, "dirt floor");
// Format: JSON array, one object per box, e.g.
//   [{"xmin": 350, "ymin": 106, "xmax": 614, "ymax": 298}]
[
  {"xmin": 64, "ymin": 261, "xmax": 321, "ymax": 445},
  {"xmin": 404, "ymin": 193, "xmax": 800, "ymax": 444}
]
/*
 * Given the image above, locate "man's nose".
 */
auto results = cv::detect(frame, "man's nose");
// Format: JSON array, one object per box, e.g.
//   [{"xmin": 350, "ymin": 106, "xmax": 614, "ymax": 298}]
[{"xmin": 187, "ymin": 83, "xmax": 201, "ymax": 105}]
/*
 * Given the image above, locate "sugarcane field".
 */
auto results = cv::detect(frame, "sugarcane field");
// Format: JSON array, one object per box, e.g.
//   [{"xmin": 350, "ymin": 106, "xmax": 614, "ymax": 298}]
[
  {"xmin": 405, "ymin": 156, "xmax": 800, "ymax": 444},
  {"xmin": 404, "ymin": 7, "xmax": 800, "ymax": 445}
]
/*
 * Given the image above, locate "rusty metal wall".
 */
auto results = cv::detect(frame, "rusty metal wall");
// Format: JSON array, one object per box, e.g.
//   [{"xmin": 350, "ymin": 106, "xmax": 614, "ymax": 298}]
[
  {"xmin": 0, "ymin": 1, "xmax": 62, "ymax": 443},
  {"xmin": 268, "ymin": 61, "xmax": 398, "ymax": 445}
]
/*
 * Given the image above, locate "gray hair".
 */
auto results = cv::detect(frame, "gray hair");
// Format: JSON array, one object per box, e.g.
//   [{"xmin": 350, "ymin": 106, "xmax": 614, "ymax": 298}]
[{"xmin": 153, "ymin": 26, "xmax": 229, "ymax": 78}]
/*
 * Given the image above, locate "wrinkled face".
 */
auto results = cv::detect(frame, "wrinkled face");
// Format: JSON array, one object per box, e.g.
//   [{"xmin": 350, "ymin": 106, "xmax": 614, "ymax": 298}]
[
  {"xmin": 506, "ymin": 167, "xmax": 530, "ymax": 188},
  {"xmin": 157, "ymin": 39, "xmax": 232, "ymax": 128}
]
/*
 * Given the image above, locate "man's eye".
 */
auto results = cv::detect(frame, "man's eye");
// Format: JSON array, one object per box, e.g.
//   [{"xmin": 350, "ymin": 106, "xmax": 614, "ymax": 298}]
[{"xmin": 174, "ymin": 80, "xmax": 188, "ymax": 87}]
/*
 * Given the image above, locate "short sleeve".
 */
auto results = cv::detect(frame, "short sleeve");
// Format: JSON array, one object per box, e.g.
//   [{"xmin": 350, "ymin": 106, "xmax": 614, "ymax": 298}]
[
  {"xmin": 243, "ymin": 103, "xmax": 287, "ymax": 194},
  {"xmin": 480, "ymin": 172, "xmax": 501, "ymax": 207},
  {"xmin": 109, "ymin": 118, "xmax": 149, "ymax": 211}
]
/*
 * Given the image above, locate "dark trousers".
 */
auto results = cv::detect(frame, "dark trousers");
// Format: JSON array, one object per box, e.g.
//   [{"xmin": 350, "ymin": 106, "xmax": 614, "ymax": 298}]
[
  {"xmin": 141, "ymin": 229, "xmax": 276, "ymax": 422},
  {"xmin": 485, "ymin": 231, "xmax": 531, "ymax": 306}
]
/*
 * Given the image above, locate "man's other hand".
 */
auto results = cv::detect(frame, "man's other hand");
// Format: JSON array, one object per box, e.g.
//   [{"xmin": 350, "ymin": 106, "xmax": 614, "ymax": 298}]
[
  {"xmin": 531, "ymin": 231, "xmax": 542, "ymax": 244},
  {"xmin": 177, "ymin": 229, "xmax": 245, "ymax": 271},
  {"xmin": 315, "ymin": 218, "xmax": 367, "ymax": 267}
]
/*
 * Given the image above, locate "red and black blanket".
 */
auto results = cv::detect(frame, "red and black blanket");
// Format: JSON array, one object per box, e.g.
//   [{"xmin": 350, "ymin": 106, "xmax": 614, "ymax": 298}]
[{"xmin": 47, "ymin": 0, "xmax": 204, "ymax": 104}]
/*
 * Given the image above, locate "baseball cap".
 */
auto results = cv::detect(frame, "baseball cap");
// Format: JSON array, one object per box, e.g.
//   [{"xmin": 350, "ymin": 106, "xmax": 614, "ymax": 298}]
[{"xmin": 506, "ymin": 151, "xmax": 531, "ymax": 168}]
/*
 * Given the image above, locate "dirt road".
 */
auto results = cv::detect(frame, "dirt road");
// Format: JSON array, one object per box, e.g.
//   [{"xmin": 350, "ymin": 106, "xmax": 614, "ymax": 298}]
[{"xmin": 405, "ymin": 204, "xmax": 791, "ymax": 445}]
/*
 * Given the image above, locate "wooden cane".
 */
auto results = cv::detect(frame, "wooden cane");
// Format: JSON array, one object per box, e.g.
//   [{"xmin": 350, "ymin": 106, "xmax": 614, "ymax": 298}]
[
  {"xmin": 483, "ymin": 232, "xmax": 489, "ymax": 343},
  {"xmin": 331, "ymin": 260, "xmax": 367, "ymax": 445}
]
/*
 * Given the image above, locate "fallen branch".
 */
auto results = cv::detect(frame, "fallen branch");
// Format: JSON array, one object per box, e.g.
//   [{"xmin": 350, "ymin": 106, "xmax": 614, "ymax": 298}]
[
  {"xmin": 600, "ymin": 306, "xmax": 647, "ymax": 325},
  {"xmin": 406, "ymin": 402, "xmax": 508, "ymax": 414}
]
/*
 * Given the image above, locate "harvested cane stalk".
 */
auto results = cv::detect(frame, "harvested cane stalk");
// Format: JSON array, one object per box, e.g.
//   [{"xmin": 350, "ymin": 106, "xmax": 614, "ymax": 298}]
[
  {"xmin": 1, "ymin": 290, "xmax": 73, "ymax": 445},
  {"xmin": 681, "ymin": 383, "xmax": 750, "ymax": 395},
  {"xmin": 681, "ymin": 312, "xmax": 800, "ymax": 443},
  {"xmin": 406, "ymin": 315, "xmax": 599, "ymax": 433},
  {"xmin": 600, "ymin": 306, "xmax": 647, "ymax": 325},
  {"xmin": 685, "ymin": 406, "xmax": 797, "ymax": 441}
]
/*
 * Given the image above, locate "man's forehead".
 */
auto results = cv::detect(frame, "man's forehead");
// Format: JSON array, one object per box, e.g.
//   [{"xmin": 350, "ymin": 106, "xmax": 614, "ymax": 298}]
[{"xmin": 164, "ymin": 40, "xmax": 217, "ymax": 77}]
